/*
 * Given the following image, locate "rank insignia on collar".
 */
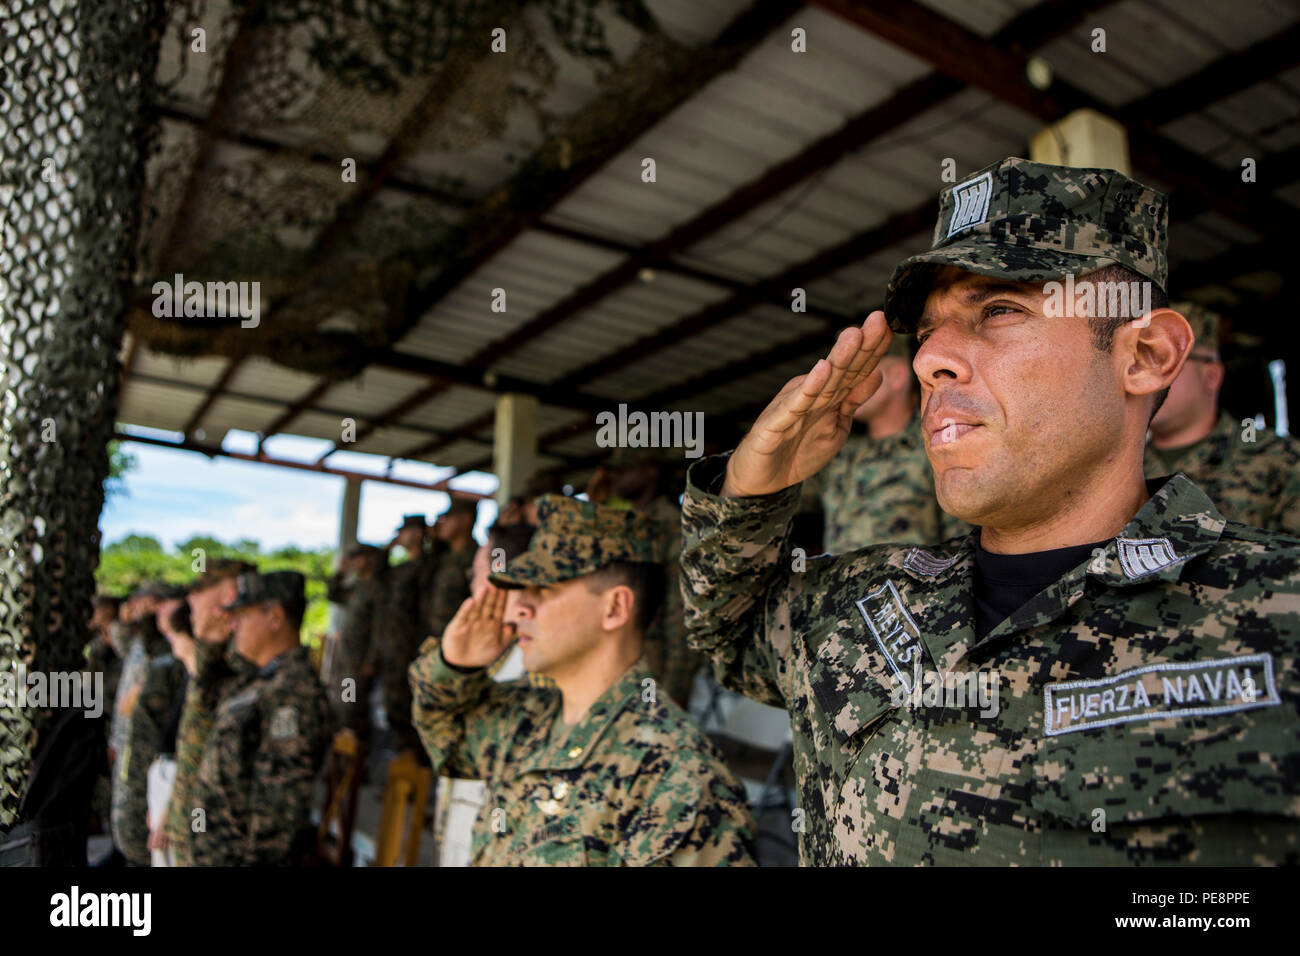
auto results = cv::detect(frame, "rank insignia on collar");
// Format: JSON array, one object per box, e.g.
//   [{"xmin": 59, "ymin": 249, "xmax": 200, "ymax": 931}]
[
  {"xmin": 903, "ymin": 547, "xmax": 958, "ymax": 577},
  {"xmin": 1116, "ymin": 536, "xmax": 1180, "ymax": 579}
]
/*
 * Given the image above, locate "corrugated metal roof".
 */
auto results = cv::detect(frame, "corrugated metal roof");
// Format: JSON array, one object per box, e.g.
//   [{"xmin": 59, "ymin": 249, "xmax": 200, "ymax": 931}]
[{"xmin": 120, "ymin": 0, "xmax": 1300, "ymax": 488}]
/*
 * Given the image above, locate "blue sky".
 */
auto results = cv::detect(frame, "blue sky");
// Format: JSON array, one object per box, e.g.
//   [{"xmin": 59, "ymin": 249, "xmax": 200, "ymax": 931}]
[{"xmin": 102, "ymin": 427, "xmax": 499, "ymax": 553}]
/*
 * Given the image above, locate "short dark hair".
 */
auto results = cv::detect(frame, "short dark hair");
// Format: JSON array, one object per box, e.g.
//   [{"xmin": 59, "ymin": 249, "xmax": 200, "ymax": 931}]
[
  {"xmin": 1080, "ymin": 265, "xmax": 1171, "ymax": 420},
  {"xmin": 273, "ymin": 596, "xmax": 306, "ymax": 634},
  {"xmin": 93, "ymin": 594, "xmax": 122, "ymax": 613},
  {"xmin": 582, "ymin": 561, "xmax": 666, "ymax": 634}
]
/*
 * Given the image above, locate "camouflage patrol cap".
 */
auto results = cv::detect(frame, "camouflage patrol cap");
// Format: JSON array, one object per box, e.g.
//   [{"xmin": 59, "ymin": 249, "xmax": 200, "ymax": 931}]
[
  {"xmin": 222, "ymin": 571, "xmax": 306, "ymax": 612},
  {"xmin": 490, "ymin": 494, "xmax": 667, "ymax": 589},
  {"xmin": 190, "ymin": 557, "xmax": 256, "ymax": 592},
  {"xmin": 885, "ymin": 157, "xmax": 1169, "ymax": 333},
  {"xmin": 1174, "ymin": 300, "xmax": 1221, "ymax": 357}
]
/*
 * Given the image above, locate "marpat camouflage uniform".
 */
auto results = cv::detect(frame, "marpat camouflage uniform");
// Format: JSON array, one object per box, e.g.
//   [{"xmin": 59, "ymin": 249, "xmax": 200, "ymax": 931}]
[
  {"xmin": 681, "ymin": 158, "xmax": 1300, "ymax": 865},
  {"xmin": 109, "ymin": 618, "xmax": 169, "ymax": 863},
  {"xmin": 820, "ymin": 414, "xmax": 970, "ymax": 553},
  {"xmin": 189, "ymin": 645, "xmax": 333, "ymax": 866},
  {"xmin": 1146, "ymin": 411, "xmax": 1300, "ymax": 535},
  {"xmin": 410, "ymin": 647, "xmax": 757, "ymax": 866},
  {"xmin": 640, "ymin": 496, "xmax": 701, "ymax": 708},
  {"xmin": 164, "ymin": 638, "xmax": 255, "ymax": 866}
]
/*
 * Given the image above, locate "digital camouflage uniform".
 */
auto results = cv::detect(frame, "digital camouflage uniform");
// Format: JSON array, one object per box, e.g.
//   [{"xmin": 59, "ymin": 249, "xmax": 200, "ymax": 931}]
[
  {"xmin": 1143, "ymin": 305, "xmax": 1300, "ymax": 534},
  {"xmin": 639, "ymin": 496, "xmax": 701, "ymax": 708},
  {"xmin": 1145, "ymin": 411, "xmax": 1300, "ymax": 535},
  {"xmin": 409, "ymin": 495, "xmax": 758, "ymax": 866},
  {"xmin": 680, "ymin": 159, "xmax": 1300, "ymax": 865},
  {"xmin": 115, "ymin": 644, "xmax": 186, "ymax": 866},
  {"xmin": 109, "ymin": 617, "xmax": 169, "ymax": 864},
  {"xmin": 819, "ymin": 414, "xmax": 971, "ymax": 553},
  {"xmin": 164, "ymin": 638, "xmax": 255, "ymax": 866},
  {"xmin": 189, "ymin": 573, "xmax": 335, "ymax": 866}
]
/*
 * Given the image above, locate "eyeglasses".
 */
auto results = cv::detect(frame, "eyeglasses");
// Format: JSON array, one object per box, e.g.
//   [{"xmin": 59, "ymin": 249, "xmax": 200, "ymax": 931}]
[{"xmin": 1184, "ymin": 353, "xmax": 1220, "ymax": 364}]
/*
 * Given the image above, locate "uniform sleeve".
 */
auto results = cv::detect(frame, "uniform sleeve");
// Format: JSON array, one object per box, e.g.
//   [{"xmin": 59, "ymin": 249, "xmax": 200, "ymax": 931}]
[
  {"xmin": 229, "ymin": 691, "xmax": 330, "ymax": 867},
  {"xmin": 617, "ymin": 750, "xmax": 759, "ymax": 867},
  {"xmin": 408, "ymin": 637, "xmax": 509, "ymax": 780},
  {"xmin": 123, "ymin": 667, "xmax": 171, "ymax": 843},
  {"xmin": 679, "ymin": 454, "xmax": 804, "ymax": 707},
  {"xmin": 1273, "ymin": 440, "xmax": 1300, "ymax": 537}
]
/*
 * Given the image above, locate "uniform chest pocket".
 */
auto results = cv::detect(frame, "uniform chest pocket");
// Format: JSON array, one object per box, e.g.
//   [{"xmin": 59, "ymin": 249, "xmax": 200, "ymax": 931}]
[
  {"xmin": 1031, "ymin": 712, "xmax": 1299, "ymax": 863},
  {"xmin": 808, "ymin": 629, "xmax": 901, "ymax": 777},
  {"xmin": 521, "ymin": 815, "xmax": 587, "ymax": 867}
]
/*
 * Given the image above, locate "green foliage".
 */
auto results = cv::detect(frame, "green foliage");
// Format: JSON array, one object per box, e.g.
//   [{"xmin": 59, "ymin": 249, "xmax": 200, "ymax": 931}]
[
  {"xmin": 96, "ymin": 534, "xmax": 336, "ymax": 649},
  {"xmin": 105, "ymin": 440, "xmax": 136, "ymax": 498}
]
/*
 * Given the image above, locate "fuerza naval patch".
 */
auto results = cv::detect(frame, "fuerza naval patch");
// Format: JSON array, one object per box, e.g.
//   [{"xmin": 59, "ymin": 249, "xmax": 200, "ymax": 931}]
[
  {"xmin": 855, "ymin": 579, "xmax": 925, "ymax": 695},
  {"xmin": 1043, "ymin": 653, "xmax": 1279, "ymax": 736}
]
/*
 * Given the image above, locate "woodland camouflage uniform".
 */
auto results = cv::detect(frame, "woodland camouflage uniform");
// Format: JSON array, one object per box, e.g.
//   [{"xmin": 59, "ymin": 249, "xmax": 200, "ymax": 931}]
[{"xmin": 409, "ymin": 495, "xmax": 757, "ymax": 866}]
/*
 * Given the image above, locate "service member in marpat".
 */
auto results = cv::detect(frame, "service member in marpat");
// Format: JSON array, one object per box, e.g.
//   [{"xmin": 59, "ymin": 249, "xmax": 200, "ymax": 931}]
[
  {"xmin": 409, "ymin": 495, "xmax": 757, "ymax": 866},
  {"xmin": 680, "ymin": 157, "xmax": 1300, "ymax": 865},
  {"xmin": 1144, "ymin": 301, "xmax": 1300, "ymax": 535}
]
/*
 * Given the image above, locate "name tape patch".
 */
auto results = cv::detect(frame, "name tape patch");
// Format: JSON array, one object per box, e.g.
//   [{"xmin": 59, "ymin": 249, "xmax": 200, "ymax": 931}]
[
  {"xmin": 856, "ymin": 579, "xmax": 925, "ymax": 695},
  {"xmin": 946, "ymin": 172, "xmax": 993, "ymax": 238},
  {"xmin": 1044, "ymin": 653, "xmax": 1279, "ymax": 736}
]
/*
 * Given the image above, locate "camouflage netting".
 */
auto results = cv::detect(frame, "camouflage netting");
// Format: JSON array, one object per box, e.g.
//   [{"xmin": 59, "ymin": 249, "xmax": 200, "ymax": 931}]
[
  {"xmin": 0, "ymin": 0, "xmax": 168, "ymax": 826},
  {"xmin": 0, "ymin": 0, "xmax": 669, "ymax": 827},
  {"xmin": 124, "ymin": 0, "xmax": 673, "ymax": 376}
]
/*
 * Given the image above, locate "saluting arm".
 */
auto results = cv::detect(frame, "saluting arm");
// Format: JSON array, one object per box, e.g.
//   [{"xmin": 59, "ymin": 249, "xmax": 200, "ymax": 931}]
[{"xmin": 409, "ymin": 587, "xmax": 516, "ymax": 780}]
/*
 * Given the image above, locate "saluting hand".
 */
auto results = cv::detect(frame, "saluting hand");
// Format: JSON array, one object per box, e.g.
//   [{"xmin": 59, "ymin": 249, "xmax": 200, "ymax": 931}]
[
  {"xmin": 723, "ymin": 311, "xmax": 892, "ymax": 497},
  {"xmin": 440, "ymin": 585, "xmax": 512, "ymax": 670}
]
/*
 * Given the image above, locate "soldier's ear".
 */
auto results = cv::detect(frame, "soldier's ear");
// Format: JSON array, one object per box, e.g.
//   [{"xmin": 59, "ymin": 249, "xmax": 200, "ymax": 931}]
[
  {"xmin": 1120, "ymin": 307, "xmax": 1192, "ymax": 405},
  {"xmin": 601, "ymin": 584, "xmax": 635, "ymax": 632}
]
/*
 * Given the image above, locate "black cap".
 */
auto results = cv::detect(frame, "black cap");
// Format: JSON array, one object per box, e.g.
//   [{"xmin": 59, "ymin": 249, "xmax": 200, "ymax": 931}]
[{"xmin": 222, "ymin": 571, "xmax": 306, "ymax": 612}]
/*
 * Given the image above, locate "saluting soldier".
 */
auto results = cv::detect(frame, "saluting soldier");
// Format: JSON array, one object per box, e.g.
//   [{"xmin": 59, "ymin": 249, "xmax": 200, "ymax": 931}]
[
  {"xmin": 681, "ymin": 158, "xmax": 1300, "ymax": 865},
  {"xmin": 409, "ymin": 495, "xmax": 757, "ymax": 866},
  {"xmin": 377, "ymin": 515, "xmax": 437, "ymax": 754},
  {"xmin": 425, "ymin": 498, "xmax": 479, "ymax": 640},
  {"xmin": 1145, "ymin": 301, "xmax": 1300, "ymax": 534},
  {"xmin": 326, "ymin": 544, "xmax": 383, "ymax": 739},
  {"xmin": 109, "ymin": 582, "xmax": 172, "ymax": 865},
  {"xmin": 163, "ymin": 558, "xmax": 256, "ymax": 866},
  {"xmin": 190, "ymin": 572, "xmax": 333, "ymax": 867}
]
